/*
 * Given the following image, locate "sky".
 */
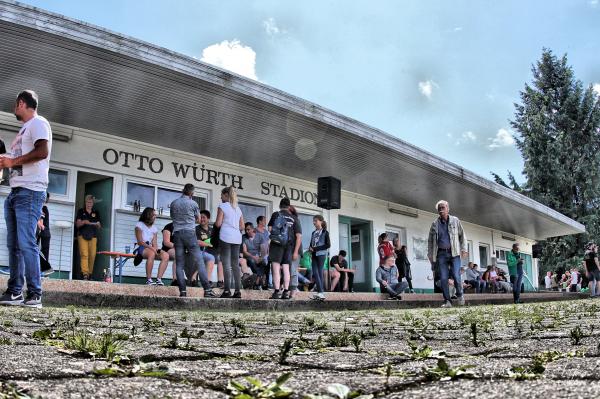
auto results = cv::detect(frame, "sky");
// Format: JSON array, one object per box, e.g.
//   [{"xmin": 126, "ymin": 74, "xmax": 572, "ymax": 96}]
[{"xmin": 21, "ymin": 0, "xmax": 600, "ymax": 183}]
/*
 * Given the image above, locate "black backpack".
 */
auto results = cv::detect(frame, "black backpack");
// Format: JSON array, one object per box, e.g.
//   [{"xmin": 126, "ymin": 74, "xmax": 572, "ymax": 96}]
[{"xmin": 269, "ymin": 212, "xmax": 291, "ymax": 246}]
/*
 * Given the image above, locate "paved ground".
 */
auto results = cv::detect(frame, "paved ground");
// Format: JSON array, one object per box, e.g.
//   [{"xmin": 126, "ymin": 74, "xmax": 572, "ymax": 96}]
[{"xmin": 1, "ymin": 298, "xmax": 599, "ymax": 398}]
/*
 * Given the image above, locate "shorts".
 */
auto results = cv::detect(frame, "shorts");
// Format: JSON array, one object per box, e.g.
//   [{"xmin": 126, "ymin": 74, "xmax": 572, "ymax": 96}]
[
  {"xmin": 588, "ymin": 270, "xmax": 600, "ymax": 281},
  {"xmin": 269, "ymin": 243, "xmax": 292, "ymax": 265}
]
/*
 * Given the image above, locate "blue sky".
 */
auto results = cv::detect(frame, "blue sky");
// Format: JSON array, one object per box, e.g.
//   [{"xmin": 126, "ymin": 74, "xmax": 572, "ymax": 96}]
[{"xmin": 22, "ymin": 0, "xmax": 600, "ymax": 183}]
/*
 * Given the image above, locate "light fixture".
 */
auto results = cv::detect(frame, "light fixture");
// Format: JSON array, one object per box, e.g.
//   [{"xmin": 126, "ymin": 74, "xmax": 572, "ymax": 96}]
[
  {"xmin": 388, "ymin": 205, "xmax": 418, "ymax": 218},
  {"xmin": 501, "ymin": 234, "xmax": 516, "ymax": 241}
]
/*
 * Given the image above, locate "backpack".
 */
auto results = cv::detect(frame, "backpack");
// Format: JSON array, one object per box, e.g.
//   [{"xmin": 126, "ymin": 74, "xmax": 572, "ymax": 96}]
[{"xmin": 270, "ymin": 211, "xmax": 291, "ymax": 246}]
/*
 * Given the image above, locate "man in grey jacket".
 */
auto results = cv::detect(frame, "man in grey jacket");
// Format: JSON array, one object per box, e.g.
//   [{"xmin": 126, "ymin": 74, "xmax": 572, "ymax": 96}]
[{"xmin": 427, "ymin": 200, "xmax": 468, "ymax": 307}]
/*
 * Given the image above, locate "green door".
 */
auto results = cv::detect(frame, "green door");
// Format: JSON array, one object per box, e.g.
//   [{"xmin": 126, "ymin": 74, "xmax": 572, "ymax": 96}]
[
  {"xmin": 84, "ymin": 178, "xmax": 113, "ymax": 279},
  {"xmin": 522, "ymin": 254, "xmax": 534, "ymax": 291}
]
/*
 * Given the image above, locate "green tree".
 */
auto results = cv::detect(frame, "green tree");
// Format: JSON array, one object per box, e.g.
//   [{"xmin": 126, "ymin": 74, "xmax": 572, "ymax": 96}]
[{"xmin": 509, "ymin": 49, "xmax": 600, "ymax": 275}]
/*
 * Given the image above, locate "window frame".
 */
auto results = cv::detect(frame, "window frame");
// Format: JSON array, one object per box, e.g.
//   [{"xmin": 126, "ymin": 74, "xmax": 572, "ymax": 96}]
[{"xmin": 123, "ymin": 178, "xmax": 210, "ymax": 216}]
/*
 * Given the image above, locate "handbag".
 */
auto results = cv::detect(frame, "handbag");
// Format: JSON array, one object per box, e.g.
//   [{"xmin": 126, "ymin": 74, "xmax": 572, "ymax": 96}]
[{"xmin": 210, "ymin": 224, "xmax": 221, "ymax": 251}]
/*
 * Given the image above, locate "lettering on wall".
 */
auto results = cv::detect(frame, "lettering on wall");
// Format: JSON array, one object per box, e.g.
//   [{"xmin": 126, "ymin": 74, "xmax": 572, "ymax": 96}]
[
  {"xmin": 102, "ymin": 148, "xmax": 244, "ymax": 189},
  {"xmin": 102, "ymin": 148, "xmax": 318, "ymax": 206},
  {"xmin": 260, "ymin": 181, "xmax": 317, "ymax": 205}
]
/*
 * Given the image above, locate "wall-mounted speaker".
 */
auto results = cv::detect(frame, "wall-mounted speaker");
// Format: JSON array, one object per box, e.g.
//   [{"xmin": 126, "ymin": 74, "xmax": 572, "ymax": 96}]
[{"xmin": 317, "ymin": 176, "xmax": 341, "ymax": 210}]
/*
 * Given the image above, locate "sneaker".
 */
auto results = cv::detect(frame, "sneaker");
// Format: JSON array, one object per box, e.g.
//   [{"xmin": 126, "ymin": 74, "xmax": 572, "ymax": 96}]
[
  {"xmin": 311, "ymin": 292, "xmax": 325, "ymax": 301},
  {"xmin": 457, "ymin": 296, "xmax": 465, "ymax": 306},
  {"xmin": 155, "ymin": 278, "xmax": 164, "ymax": 286},
  {"xmin": 232, "ymin": 291, "xmax": 242, "ymax": 299},
  {"xmin": 146, "ymin": 279, "xmax": 156, "ymax": 285},
  {"xmin": 209, "ymin": 281, "xmax": 217, "ymax": 289},
  {"xmin": 0, "ymin": 267, "xmax": 10, "ymax": 275},
  {"xmin": 514, "ymin": 299, "xmax": 523, "ymax": 304},
  {"xmin": 409, "ymin": 289, "xmax": 416, "ymax": 294},
  {"xmin": 204, "ymin": 289, "xmax": 216, "ymax": 298},
  {"xmin": 270, "ymin": 290, "xmax": 282, "ymax": 299},
  {"xmin": 221, "ymin": 290, "xmax": 232, "ymax": 298},
  {"xmin": 41, "ymin": 268, "xmax": 54, "ymax": 277},
  {"xmin": 22, "ymin": 294, "xmax": 42, "ymax": 308},
  {"xmin": 450, "ymin": 295, "xmax": 458, "ymax": 300},
  {"xmin": 0, "ymin": 291, "xmax": 24, "ymax": 306},
  {"xmin": 216, "ymin": 281, "xmax": 224, "ymax": 289},
  {"xmin": 441, "ymin": 300, "xmax": 453, "ymax": 308},
  {"xmin": 179, "ymin": 291, "xmax": 187, "ymax": 297},
  {"xmin": 281, "ymin": 290, "xmax": 291, "ymax": 300}
]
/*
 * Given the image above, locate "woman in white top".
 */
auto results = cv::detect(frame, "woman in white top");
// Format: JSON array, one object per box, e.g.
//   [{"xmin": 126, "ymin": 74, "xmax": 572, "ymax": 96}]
[
  {"xmin": 215, "ymin": 186, "xmax": 244, "ymax": 298},
  {"xmin": 135, "ymin": 207, "xmax": 169, "ymax": 286}
]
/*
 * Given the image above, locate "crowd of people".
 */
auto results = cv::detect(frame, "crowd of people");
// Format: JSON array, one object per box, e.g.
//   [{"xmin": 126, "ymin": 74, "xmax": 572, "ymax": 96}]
[
  {"xmin": 121, "ymin": 188, "xmax": 356, "ymax": 301},
  {"xmin": 542, "ymin": 241, "xmax": 600, "ymax": 298}
]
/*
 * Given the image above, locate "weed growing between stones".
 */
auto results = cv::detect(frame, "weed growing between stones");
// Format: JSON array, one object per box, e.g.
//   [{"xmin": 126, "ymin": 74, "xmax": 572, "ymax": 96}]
[
  {"xmin": 406, "ymin": 340, "xmax": 446, "ymax": 360},
  {"xmin": 64, "ymin": 331, "xmax": 123, "ymax": 361},
  {"xmin": 228, "ymin": 372, "xmax": 293, "ymax": 399},
  {"xmin": 570, "ymin": 326, "xmax": 585, "ymax": 345},
  {"xmin": 423, "ymin": 359, "xmax": 477, "ymax": 381},
  {"xmin": 94, "ymin": 362, "xmax": 170, "ymax": 379},
  {"xmin": 278, "ymin": 338, "xmax": 295, "ymax": 365},
  {"xmin": 225, "ymin": 318, "xmax": 249, "ymax": 338},
  {"xmin": 0, "ymin": 382, "xmax": 33, "ymax": 399},
  {"xmin": 0, "ymin": 337, "xmax": 12, "ymax": 345}
]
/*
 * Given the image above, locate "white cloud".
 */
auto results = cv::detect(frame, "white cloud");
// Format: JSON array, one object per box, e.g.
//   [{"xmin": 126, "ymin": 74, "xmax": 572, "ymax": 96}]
[
  {"xmin": 418, "ymin": 80, "xmax": 438, "ymax": 99},
  {"xmin": 263, "ymin": 17, "xmax": 284, "ymax": 36},
  {"xmin": 593, "ymin": 83, "xmax": 600, "ymax": 96},
  {"xmin": 487, "ymin": 128, "xmax": 515, "ymax": 150},
  {"xmin": 453, "ymin": 26, "xmax": 463, "ymax": 32},
  {"xmin": 200, "ymin": 40, "xmax": 258, "ymax": 80},
  {"xmin": 450, "ymin": 131, "xmax": 477, "ymax": 145},
  {"xmin": 589, "ymin": 0, "xmax": 598, "ymax": 7}
]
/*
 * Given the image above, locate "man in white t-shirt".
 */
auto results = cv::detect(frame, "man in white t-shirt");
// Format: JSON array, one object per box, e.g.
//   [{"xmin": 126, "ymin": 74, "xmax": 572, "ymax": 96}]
[{"xmin": 0, "ymin": 90, "xmax": 52, "ymax": 308}]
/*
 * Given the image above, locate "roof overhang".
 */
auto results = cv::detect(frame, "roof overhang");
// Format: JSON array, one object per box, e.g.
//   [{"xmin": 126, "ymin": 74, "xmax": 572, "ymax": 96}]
[{"xmin": 0, "ymin": 1, "xmax": 585, "ymax": 240}]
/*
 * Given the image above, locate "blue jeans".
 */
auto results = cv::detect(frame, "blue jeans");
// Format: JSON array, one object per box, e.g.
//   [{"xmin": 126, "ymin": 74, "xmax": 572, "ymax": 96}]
[
  {"xmin": 384, "ymin": 281, "xmax": 409, "ymax": 296},
  {"xmin": 312, "ymin": 254, "xmax": 326, "ymax": 293},
  {"xmin": 220, "ymin": 242, "xmax": 241, "ymax": 292},
  {"xmin": 510, "ymin": 263, "xmax": 524, "ymax": 302},
  {"xmin": 173, "ymin": 229, "xmax": 209, "ymax": 293},
  {"xmin": 4, "ymin": 188, "xmax": 46, "ymax": 297},
  {"xmin": 437, "ymin": 251, "xmax": 463, "ymax": 301}
]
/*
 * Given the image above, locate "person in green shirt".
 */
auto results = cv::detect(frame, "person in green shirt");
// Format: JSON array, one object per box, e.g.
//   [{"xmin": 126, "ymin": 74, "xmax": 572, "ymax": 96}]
[{"xmin": 506, "ymin": 243, "xmax": 524, "ymax": 304}]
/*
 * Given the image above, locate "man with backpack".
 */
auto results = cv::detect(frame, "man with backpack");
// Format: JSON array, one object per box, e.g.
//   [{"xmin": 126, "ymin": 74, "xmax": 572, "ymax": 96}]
[{"xmin": 267, "ymin": 197, "xmax": 302, "ymax": 299}]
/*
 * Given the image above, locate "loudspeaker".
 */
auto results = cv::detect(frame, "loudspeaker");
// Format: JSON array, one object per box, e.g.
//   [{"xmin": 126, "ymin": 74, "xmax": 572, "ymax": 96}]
[
  {"xmin": 532, "ymin": 244, "xmax": 542, "ymax": 258},
  {"xmin": 317, "ymin": 176, "xmax": 341, "ymax": 210}
]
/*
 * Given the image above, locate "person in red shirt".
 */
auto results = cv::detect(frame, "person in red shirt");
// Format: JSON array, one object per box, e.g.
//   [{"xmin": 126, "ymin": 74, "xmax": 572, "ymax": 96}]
[{"xmin": 377, "ymin": 233, "xmax": 395, "ymax": 266}]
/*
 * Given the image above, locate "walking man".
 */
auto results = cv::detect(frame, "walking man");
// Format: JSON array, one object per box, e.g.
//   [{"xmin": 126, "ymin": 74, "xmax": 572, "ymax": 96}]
[
  {"xmin": 170, "ymin": 183, "xmax": 216, "ymax": 298},
  {"xmin": 507, "ymin": 243, "xmax": 524, "ymax": 303},
  {"xmin": 427, "ymin": 200, "xmax": 468, "ymax": 308},
  {"xmin": 0, "ymin": 90, "xmax": 52, "ymax": 308}
]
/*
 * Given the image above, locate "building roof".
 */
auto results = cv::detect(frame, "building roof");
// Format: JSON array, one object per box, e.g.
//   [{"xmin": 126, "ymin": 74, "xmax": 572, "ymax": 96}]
[{"xmin": 0, "ymin": 0, "xmax": 585, "ymax": 240}]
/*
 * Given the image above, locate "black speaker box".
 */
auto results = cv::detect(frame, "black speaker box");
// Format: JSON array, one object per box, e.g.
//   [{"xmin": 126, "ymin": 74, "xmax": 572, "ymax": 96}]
[
  {"xmin": 532, "ymin": 244, "xmax": 542, "ymax": 259},
  {"xmin": 317, "ymin": 176, "xmax": 341, "ymax": 210}
]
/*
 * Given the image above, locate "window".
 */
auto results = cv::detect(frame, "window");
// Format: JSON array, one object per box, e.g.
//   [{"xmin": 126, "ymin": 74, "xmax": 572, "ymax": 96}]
[
  {"xmin": 462, "ymin": 240, "xmax": 474, "ymax": 267},
  {"xmin": 192, "ymin": 196, "xmax": 207, "ymax": 212},
  {"xmin": 495, "ymin": 248, "xmax": 509, "ymax": 264},
  {"xmin": 48, "ymin": 169, "xmax": 69, "ymax": 195},
  {"xmin": 479, "ymin": 244, "xmax": 490, "ymax": 267},
  {"xmin": 125, "ymin": 181, "xmax": 208, "ymax": 214},
  {"xmin": 298, "ymin": 212, "xmax": 317, "ymax": 252},
  {"xmin": 157, "ymin": 187, "xmax": 181, "ymax": 213},
  {"xmin": 127, "ymin": 182, "xmax": 154, "ymax": 209},
  {"xmin": 239, "ymin": 202, "xmax": 267, "ymax": 228}
]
